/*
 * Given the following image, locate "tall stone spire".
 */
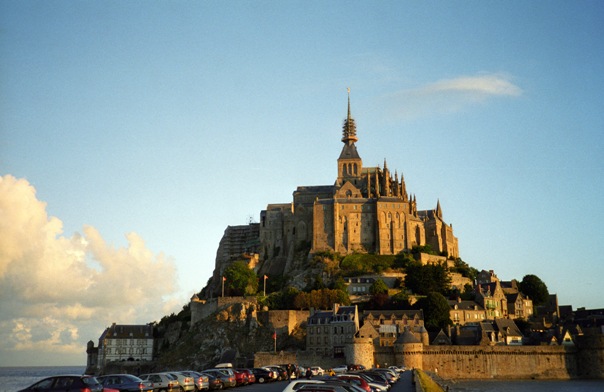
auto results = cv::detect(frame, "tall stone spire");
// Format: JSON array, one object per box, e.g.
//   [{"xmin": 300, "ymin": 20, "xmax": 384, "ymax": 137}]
[
  {"xmin": 342, "ymin": 88, "xmax": 358, "ymax": 144},
  {"xmin": 337, "ymin": 88, "xmax": 362, "ymax": 183}
]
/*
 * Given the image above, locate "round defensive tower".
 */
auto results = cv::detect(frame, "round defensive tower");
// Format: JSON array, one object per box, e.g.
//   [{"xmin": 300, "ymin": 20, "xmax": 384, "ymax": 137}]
[
  {"xmin": 394, "ymin": 327, "xmax": 424, "ymax": 369},
  {"xmin": 418, "ymin": 325, "xmax": 430, "ymax": 346},
  {"xmin": 345, "ymin": 336, "xmax": 375, "ymax": 369}
]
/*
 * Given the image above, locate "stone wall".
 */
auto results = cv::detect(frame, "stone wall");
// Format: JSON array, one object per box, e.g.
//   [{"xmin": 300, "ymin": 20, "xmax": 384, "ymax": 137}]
[
  {"xmin": 258, "ymin": 310, "xmax": 310, "ymax": 335},
  {"xmin": 254, "ymin": 351, "xmax": 346, "ymax": 370},
  {"xmin": 346, "ymin": 336, "xmax": 604, "ymax": 379},
  {"xmin": 255, "ymin": 351, "xmax": 298, "ymax": 367},
  {"xmin": 190, "ymin": 296, "xmax": 257, "ymax": 326},
  {"xmin": 253, "ymin": 338, "xmax": 604, "ymax": 380},
  {"xmin": 421, "ymin": 345, "xmax": 576, "ymax": 380},
  {"xmin": 575, "ymin": 334, "xmax": 604, "ymax": 378}
]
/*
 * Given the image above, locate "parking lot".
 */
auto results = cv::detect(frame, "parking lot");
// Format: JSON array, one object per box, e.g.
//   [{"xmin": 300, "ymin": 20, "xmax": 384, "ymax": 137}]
[{"xmin": 228, "ymin": 370, "xmax": 415, "ymax": 392}]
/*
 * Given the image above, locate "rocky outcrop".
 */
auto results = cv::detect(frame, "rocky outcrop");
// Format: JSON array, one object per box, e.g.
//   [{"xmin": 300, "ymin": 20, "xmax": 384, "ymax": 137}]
[{"xmin": 155, "ymin": 300, "xmax": 301, "ymax": 370}]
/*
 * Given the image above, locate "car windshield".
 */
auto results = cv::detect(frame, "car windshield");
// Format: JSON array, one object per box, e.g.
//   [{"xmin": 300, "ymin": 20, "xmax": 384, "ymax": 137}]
[{"xmin": 82, "ymin": 377, "xmax": 100, "ymax": 386}]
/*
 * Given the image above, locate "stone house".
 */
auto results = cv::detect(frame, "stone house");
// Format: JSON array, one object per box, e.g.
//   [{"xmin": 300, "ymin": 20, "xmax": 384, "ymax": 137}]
[
  {"xmin": 505, "ymin": 292, "xmax": 534, "ymax": 320},
  {"xmin": 306, "ymin": 304, "xmax": 359, "ymax": 358},
  {"xmin": 361, "ymin": 309, "xmax": 426, "ymax": 346},
  {"xmin": 96, "ymin": 323, "xmax": 154, "ymax": 368},
  {"xmin": 476, "ymin": 281, "xmax": 508, "ymax": 319},
  {"xmin": 494, "ymin": 318, "xmax": 524, "ymax": 345},
  {"xmin": 343, "ymin": 272, "xmax": 405, "ymax": 299},
  {"xmin": 448, "ymin": 298, "xmax": 487, "ymax": 325}
]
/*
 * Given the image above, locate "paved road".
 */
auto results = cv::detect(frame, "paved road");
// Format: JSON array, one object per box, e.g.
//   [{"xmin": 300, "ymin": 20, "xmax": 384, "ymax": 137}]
[{"xmin": 231, "ymin": 371, "xmax": 415, "ymax": 392}]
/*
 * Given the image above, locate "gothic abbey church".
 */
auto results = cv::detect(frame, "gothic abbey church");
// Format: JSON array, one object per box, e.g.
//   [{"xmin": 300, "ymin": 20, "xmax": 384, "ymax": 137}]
[{"xmin": 257, "ymin": 95, "xmax": 459, "ymax": 276}]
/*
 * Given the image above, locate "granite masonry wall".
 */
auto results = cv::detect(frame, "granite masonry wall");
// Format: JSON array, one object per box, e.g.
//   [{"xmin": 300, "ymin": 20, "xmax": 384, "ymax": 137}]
[
  {"xmin": 254, "ymin": 336, "xmax": 604, "ymax": 380},
  {"xmin": 190, "ymin": 296, "xmax": 257, "ymax": 326},
  {"xmin": 258, "ymin": 310, "xmax": 310, "ymax": 335}
]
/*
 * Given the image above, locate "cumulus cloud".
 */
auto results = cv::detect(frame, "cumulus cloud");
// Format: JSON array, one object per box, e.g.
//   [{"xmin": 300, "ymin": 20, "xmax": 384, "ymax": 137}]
[
  {"xmin": 384, "ymin": 73, "xmax": 522, "ymax": 119},
  {"xmin": 0, "ymin": 175, "xmax": 179, "ymax": 364}
]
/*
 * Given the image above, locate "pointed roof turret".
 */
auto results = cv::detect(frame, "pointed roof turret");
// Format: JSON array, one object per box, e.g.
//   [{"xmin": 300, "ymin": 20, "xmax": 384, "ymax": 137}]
[{"xmin": 436, "ymin": 199, "xmax": 443, "ymax": 219}]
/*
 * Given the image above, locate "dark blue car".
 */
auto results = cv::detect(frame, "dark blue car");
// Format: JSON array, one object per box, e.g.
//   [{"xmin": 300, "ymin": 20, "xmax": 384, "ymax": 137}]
[{"xmin": 18, "ymin": 375, "xmax": 103, "ymax": 392}]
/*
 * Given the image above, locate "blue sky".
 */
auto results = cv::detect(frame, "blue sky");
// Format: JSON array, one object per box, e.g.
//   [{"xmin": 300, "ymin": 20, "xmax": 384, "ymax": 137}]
[{"xmin": 1, "ymin": 1, "xmax": 603, "ymax": 366}]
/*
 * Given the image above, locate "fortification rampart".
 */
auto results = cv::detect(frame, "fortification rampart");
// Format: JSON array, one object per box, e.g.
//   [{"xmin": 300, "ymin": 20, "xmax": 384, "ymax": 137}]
[
  {"xmin": 254, "ymin": 351, "xmax": 347, "ymax": 370},
  {"xmin": 421, "ymin": 345, "xmax": 576, "ymax": 379},
  {"xmin": 346, "ymin": 335, "xmax": 604, "ymax": 379},
  {"xmin": 258, "ymin": 310, "xmax": 309, "ymax": 335},
  {"xmin": 254, "ymin": 339, "xmax": 604, "ymax": 380},
  {"xmin": 190, "ymin": 296, "xmax": 257, "ymax": 326}
]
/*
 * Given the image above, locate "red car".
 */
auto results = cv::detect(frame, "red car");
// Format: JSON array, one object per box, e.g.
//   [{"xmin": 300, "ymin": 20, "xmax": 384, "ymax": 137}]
[
  {"xmin": 336, "ymin": 375, "xmax": 372, "ymax": 392},
  {"xmin": 232, "ymin": 369, "xmax": 248, "ymax": 386},
  {"xmin": 236, "ymin": 369, "xmax": 255, "ymax": 384}
]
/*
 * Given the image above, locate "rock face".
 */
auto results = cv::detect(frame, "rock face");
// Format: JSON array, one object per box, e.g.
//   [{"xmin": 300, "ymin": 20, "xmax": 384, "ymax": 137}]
[
  {"xmin": 155, "ymin": 300, "xmax": 300, "ymax": 370},
  {"xmin": 205, "ymin": 224, "xmax": 261, "ymax": 298}
]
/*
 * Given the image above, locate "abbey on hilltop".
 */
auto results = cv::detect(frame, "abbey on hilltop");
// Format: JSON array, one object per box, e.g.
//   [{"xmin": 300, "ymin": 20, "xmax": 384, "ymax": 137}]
[{"xmin": 258, "ymin": 93, "xmax": 458, "ymax": 274}]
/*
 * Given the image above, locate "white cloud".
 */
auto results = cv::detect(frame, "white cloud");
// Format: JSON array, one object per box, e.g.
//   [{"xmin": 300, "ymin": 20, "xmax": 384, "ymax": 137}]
[
  {"xmin": 420, "ymin": 74, "xmax": 522, "ymax": 97},
  {"xmin": 0, "ymin": 175, "xmax": 180, "ymax": 365},
  {"xmin": 383, "ymin": 73, "xmax": 522, "ymax": 120}
]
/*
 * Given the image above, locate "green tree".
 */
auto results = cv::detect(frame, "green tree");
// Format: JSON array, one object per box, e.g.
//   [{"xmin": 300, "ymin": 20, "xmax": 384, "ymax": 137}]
[
  {"xmin": 414, "ymin": 292, "xmax": 452, "ymax": 331},
  {"xmin": 404, "ymin": 261, "xmax": 451, "ymax": 296},
  {"xmin": 332, "ymin": 276, "xmax": 347, "ymax": 291},
  {"xmin": 519, "ymin": 274, "xmax": 549, "ymax": 306},
  {"xmin": 369, "ymin": 278, "xmax": 389, "ymax": 295},
  {"xmin": 460, "ymin": 283, "xmax": 475, "ymax": 300},
  {"xmin": 293, "ymin": 288, "xmax": 350, "ymax": 310},
  {"xmin": 224, "ymin": 260, "xmax": 258, "ymax": 296},
  {"xmin": 390, "ymin": 291, "xmax": 410, "ymax": 308},
  {"xmin": 451, "ymin": 258, "xmax": 479, "ymax": 281},
  {"xmin": 263, "ymin": 286, "xmax": 301, "ymax": 309}
]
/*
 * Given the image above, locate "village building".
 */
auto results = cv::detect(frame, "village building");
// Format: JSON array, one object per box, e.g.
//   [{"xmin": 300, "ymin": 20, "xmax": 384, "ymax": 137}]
[
  {"xmin": 448, "ymin": 298, "xmax": 487, "ymax": 325},
  {"xmin": 306, "ymin": 304, "xmax": 359, "ymax": 358},
  {"xmin": 95, "ymin": 323, "xmax": 154, "ymax": 368},
  {"xmin": 475, "ymin": 280, "xmax": 508, "ymax": 319}
]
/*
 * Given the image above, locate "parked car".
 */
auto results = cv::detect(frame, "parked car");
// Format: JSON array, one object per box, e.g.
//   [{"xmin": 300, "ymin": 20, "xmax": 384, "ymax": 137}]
[
  {"xmin": 347, "ymin": 364, "xmax": 365, "ymax": 371},
  {"xmin": 364, "ymin": 370, "xmax": 395, "ymax": 385},
  {"xmin": 371, "ymin": 368, "xmax": 398, "ymax": 383},
  {"xmin": 335, "ymin": 375, "xmax": 371, "ymax": 392},
  {"xmin": 332, "ymin": 365, "xmax": 348, "ymax": 374},
  {"xmin": 387, "ymin": 366, "xmax": 405, "ymax": 373},
  {"xmin": 178, "ymin": 371, "xmax": 209, "ymax": 391},
  {"xmin": 282, "ymin": 380, "xmax": 326, "ymax": 392},
  {"xmin": 231, "ymin": 369, "xmax": 248, "ymax": 386},
  {"xmin": 250, "ymin": 367, "xmax": 274, "ymax": 383},
  {"xmin": 349, "ymin": 373, "xmax": 389, "ymax": 392},
  {"xmin": 265, "ymin": 365, "xmax": 287, "ymax": 381},
  {"xmin": 18, "ymin": 375, "xmax": 104, "ymax": 392},
  {"xmin": 202, "ymin": 369, "xmax": 236, "ymax": 388},
  {"xmin": 139, "ymin": 372, "xmax": 180, "ymax": 392},
  {"xmin": 297, "ymin": 384, "xmax": 351, "ymax": 392},
  {"xmin": 199, "ymin": 372, "xmax": 222, "ymax": 390},
  {"xmin": 166, "ymin": 372, "xmax": 195, "ymax": 392},
  {"xmin": 97, "ymin": 374, "xmax": 154, "ymax": 392},
  {"xmin": 310, "ymin": 367, "xmax": 325, "ymax": 376},
  {"xmin": 235, "ymin": 368, "xmax": 255, "ymax": 384}
]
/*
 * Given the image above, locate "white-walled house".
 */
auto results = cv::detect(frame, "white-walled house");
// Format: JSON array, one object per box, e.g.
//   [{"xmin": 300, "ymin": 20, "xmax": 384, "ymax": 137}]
[{"xmin": 97, "ymin": 323, "xmax": 154, "ymax": 367}]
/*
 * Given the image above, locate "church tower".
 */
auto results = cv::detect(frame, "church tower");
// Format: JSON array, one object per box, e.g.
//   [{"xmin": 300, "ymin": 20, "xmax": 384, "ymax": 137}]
[{"xmin": 336, "ymin": 89, "xmax": 363, "ymax": 189}]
